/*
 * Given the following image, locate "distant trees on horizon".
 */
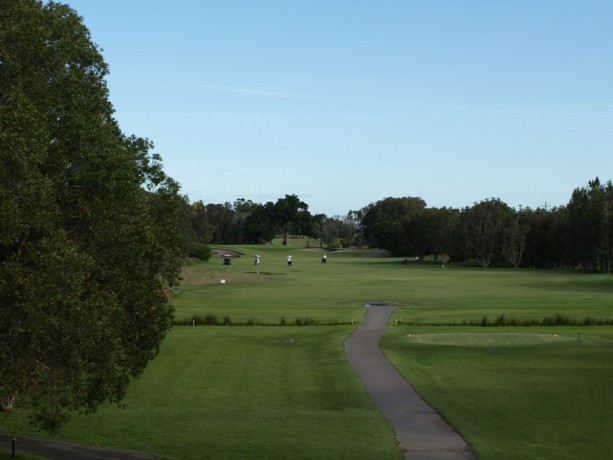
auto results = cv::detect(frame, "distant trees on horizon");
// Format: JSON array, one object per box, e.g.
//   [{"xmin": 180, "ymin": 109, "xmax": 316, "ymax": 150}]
[{"xmin": 180, "ymin": 178, "xmax": 613, "ymax": 273}]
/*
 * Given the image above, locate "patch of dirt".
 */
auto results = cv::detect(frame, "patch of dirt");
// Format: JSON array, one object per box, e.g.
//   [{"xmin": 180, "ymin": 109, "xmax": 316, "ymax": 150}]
[
  {"xmin": 180, "ymin": 266, "xmax": 257, "ymax": 286},
  {"xmin": 179, "ymin": 266, "xmax": 219, "ymax": 285},
  {"xmin": 211, "ymin": 248, "xmax": 244, "ymax": 257},
  {"xmin": 301, "ymin": 247, "xmax": 393, "ymax": 257},
  {"xmin": 301, "ymin": 247, "xmax": 329, "ymax": 252}
]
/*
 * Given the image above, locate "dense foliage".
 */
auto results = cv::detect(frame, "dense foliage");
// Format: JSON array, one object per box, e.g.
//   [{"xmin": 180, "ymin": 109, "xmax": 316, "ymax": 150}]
[
  {"xmin": 359, "ymin": 180, "xmax": 613, "ymax": 270},
  {"xmin": 183, "ymin": 178, "xmax": 613, "ymax": 271},
  {"xmin": 0, "ymin": 0, "xmax": 183, "ymax": 431}
]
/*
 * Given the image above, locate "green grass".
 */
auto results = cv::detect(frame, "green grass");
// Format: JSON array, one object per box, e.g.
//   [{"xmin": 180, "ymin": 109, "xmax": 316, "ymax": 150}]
[
  {"xmin": 1, "ymin": 327, "xmax": 401, "ymax": 460},
  {"xmin": 3, "ymin": 239, "xmax": 613, "ymax": 459},
  {"xmin": 174, "ymin": 244, "xmax": 391, "ymax": 324},
  {"xmin": 381, "ymin": 326, "xmax": 613, "ymax": 460},
  {"xmin": 176, "ymin": 241, "xmax": 613, "ymax": 326},
  {"xmin": 0, "ymin": 453, "xmax": 42, "ymax": 460}
]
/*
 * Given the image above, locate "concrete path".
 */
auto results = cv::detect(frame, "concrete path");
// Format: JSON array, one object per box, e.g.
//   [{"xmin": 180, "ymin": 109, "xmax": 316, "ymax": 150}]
[
  {"xmin": 345, "ymin": 306, "xmax": 476, "ymax": 459},
  {"xmin": 0, "ymin": 432, "xmax": 164, "ymax": 460}
]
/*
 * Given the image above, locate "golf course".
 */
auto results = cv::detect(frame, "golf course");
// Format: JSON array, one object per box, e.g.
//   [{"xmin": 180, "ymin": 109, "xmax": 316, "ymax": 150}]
[{"xmin": 2, "ymin": 239, "xmax": 613, "ymax": 459}]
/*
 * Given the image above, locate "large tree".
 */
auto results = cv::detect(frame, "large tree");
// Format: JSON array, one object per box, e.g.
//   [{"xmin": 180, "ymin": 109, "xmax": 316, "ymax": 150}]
[
  {"xmin": 203, "ymin": 202, "xmax": 241, "ymax": 244},
  {"xmin": 360, "ymin": 197, "xmax": 427, "ymax": 248},
  {"xmin": 461, "ymin": 198, "xmax": 513, "ymax": 268},
  {"xmin": 523, "ymin": 206, "xmax": 569, "ymax": 269},
  {"xmin": 189, "ymin": 200, "xmax": 215, "ymax": 244},
  {"xmin": 0, "ymin": 0, "xmax": 183, "ymax": 431},
  {"xmin": 567, "ymin": 178, "xmax": 613, "ymax": 272},
  {"xmin": 360, "ymin": 197, "xmax": 427, "ymax": 255},
  {"xmin": 501, "ymin": 206, "xmax": 531, "ymax": 269},
  {"xmin": 243, "ymin": 202, "xmax": 275, "ymax": 244},
  {"xmin": 273, "ymin": 194, "xmax": 310, "ymax": 245},
  {"xmin": 422, "ymin": 207, "xmax": 460, "ymax": 264}
]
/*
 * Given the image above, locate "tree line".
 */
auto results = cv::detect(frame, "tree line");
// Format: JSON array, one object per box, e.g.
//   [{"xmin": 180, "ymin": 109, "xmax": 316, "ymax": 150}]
[
  {"xmin": 2, "ymin": 0, "xmax": 610, "ymax": 436},
  {"xmin": 177, "ymin": 194, "xmax": 362, "ymax": 257},
  {"xmin": 181, "ymin": 178, "xmax": 613, "ymax": 273}
]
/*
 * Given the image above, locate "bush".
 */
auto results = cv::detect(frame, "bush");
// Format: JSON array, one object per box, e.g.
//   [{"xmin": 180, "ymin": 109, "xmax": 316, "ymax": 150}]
[
  {"xmin": 294, "ymin": 317, "xmax": 316, "ymax": 326},
  {"xmin": 542, "ymin": 314, "xmax": 574, "ymax": 326},
  {"xmin": 203, "ymin": 314, "xmax": 219, "ymax": 325},
  {"xmin": 187, "ymin": 243, "xmax": 211, "ymax": 261}
]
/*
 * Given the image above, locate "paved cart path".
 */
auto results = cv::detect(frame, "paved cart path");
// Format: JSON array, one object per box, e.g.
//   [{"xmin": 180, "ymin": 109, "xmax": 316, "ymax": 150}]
[
  {"xmin": 0, "ymin": 432, "xmax": 164, "ymax": 460},
  {"xmin": 345, "ymin": 306, "xmax": 476, "ymax": 460}
]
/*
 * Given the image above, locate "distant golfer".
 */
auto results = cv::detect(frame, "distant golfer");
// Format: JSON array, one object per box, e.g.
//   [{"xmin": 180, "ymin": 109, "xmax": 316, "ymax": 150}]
[
  {"xmin": 287, "ymin": 255, "xmax": 292, "ymax": 266},
  {"xmin": 254, "ymin": 255, "xmax": 260, "ymax": 266},
  {"xmin": 321, "ymin": 254, "xmax": 327, "ymax": 263}
]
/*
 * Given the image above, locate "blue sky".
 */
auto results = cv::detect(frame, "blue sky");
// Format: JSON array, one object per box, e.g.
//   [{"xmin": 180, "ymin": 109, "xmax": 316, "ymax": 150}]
[{"xmin": 62, "ymin": 0, "xmax": 613, "ymax": 216}]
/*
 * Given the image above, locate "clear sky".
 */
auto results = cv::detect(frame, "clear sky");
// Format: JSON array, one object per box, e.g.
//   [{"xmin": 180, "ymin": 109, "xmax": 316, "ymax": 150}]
[{"xmin": 61, "ymin": 0, "xmax": 613, "ymax": 217}]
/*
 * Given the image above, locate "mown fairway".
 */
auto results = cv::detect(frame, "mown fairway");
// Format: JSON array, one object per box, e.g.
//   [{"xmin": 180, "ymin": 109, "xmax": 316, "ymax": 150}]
[
  {"xmin": 2, "ymin": 240, "xmax": 613, "ymax": 459},
  {"xmin": 175, "ymin": 242, "xmax": 613, "ymax": 326}
]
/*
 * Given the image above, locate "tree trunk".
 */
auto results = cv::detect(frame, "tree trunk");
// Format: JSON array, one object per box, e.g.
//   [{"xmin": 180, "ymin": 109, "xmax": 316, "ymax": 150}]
[{"xmin": 1, "ymin": 393, "xmax": 17, "ymax": 412}]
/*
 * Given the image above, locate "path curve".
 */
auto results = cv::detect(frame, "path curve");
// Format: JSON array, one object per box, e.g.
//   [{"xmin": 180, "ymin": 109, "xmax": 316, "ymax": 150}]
[
  {"xmin": 0, "ymin": 432, "xmax": 164, "ymax": 460},
  {"xmin": 345, "ymin": 306, "xmax": 476, "ymax": 459}
]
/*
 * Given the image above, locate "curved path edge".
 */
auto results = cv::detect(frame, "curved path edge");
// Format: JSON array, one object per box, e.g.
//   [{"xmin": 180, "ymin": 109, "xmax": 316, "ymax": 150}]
[
  {"xmin": 0, "ymin": 432, "xmax": 164, "ymax": 460},
  {"xmin": 345, "ymin": 305, "xmax": 476, "ymax": 460}
]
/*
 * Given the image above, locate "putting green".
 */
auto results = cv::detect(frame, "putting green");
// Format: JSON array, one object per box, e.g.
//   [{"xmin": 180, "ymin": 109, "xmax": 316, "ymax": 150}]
[{"xmin": 405, "ymin": 332, "xmax": 576, "ymax": 347}]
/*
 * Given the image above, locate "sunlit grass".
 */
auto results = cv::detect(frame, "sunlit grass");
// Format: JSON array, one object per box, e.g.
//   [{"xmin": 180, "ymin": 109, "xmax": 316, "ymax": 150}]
[
  {"xmin": 1, "ymin": 327, "xmax": 401, "ymax": 460},
  {"xmin": 382, "ymin": 325, "xmax": 613, "ymax": 459},
  {"xmin": 3, "ymin": 239, "xmax": 613, "ymax": 459}
]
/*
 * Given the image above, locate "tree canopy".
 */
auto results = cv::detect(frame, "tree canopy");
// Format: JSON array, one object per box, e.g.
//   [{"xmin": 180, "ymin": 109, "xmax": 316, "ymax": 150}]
[
  {"xmin": 0, "ymin": 0, "xmax": 183, "ymax": 431},
  {"xmin": 181, "ymin": 177, "xmax": 613, "ymax": 273}
]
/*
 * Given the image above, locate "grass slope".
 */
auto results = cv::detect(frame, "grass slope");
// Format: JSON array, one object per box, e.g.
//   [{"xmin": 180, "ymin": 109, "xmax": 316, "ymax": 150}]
[{"xmin": 2, "ymin": 239, "xmax": 613, "ymax": 459}]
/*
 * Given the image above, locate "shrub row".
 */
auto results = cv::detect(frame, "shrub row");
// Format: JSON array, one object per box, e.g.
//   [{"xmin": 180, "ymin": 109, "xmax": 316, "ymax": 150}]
[
  {"xmin": 402, "ymin": 314, "xmax": 613, "ymax": 327},
  {"xmin": 174, "ymin": 315, "xmax": 348, "ymax": 326},
  {"xmin": 176, "ymin": 314, "xmax": 613, "ymax": 327},
  {"xmin": 477, "ymin": 314, "xmax": 613, "ymax": 327}
]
